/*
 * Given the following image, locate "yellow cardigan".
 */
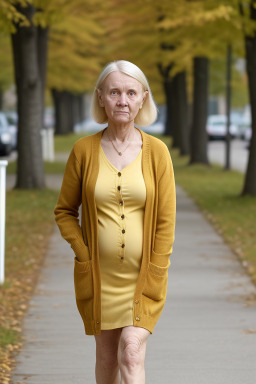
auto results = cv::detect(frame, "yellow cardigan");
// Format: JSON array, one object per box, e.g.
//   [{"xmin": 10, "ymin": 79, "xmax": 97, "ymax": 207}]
[{"xmin": 54, "ymin": 129, "xmax": 176, "ymax": 335}]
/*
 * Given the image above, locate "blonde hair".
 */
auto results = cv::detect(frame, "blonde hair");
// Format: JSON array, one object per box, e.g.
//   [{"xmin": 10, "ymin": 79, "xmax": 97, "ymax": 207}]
[{"xmin": 91, "ymin": 60, "xmax": 157, "ymax": 127}]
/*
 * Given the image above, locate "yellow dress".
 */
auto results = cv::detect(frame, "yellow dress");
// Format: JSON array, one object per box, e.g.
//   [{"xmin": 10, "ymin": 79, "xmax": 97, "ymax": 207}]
[{"xmin": 95, "ymin": 146, "xmax": 146, "ymax": 330}]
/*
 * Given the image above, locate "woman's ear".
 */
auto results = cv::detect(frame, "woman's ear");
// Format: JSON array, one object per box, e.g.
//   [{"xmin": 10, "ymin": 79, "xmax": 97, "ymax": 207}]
[
  {"xmin": 97, "ymin": 89, "xmax": 104, "ymax": 107},
  {"xmin": 140, "ymin": 90, "xmax": 148, "ymax": 109}
]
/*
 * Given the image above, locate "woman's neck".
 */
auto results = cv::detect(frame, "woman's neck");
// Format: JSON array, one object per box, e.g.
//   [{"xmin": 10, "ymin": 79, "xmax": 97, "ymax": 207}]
[{"xmin": 106, "ymin": 122, "xmax": 135, "ymax": 142}]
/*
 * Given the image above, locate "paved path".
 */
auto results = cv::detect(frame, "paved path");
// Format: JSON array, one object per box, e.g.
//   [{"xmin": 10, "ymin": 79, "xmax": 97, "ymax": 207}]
[{"xmin": 11, "ymin": 186, "xmax": 256, "ymax": 384}]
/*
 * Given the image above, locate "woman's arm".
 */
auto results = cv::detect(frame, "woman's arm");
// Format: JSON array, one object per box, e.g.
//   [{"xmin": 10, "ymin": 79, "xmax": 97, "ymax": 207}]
[
  {"xmin": 151, "ymin": 145, "xmax": 176, "ymax": 267},
  {"xmin": 54, "ymin": 148, "xmax": 90, "ymax": 261}
]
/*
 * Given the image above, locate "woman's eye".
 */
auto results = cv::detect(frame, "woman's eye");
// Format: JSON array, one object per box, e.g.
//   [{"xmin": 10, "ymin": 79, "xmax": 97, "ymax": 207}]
[
  {"xmin": 111, "ymin": 90, "xmax": 118, "ymax": 95},
  {"xmin": 129, "ymin": 91, "xmax": 135, "ymax": 96}
]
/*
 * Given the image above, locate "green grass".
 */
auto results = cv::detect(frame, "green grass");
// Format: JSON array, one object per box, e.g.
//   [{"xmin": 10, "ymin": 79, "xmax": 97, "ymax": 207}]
[
  {"xmin": 5, "ymin": 189, "xmax": 59, "ymax": 271},
  {"xmin": 7, "ymin": 161, "xmax": 66, "ymax": 175},
  {"xmin": 0, "ymin": 189, "xmax": 59, "ymax": 366},
  {"xmin": 54, "ymin": 132, "xmax": 92, "ymax": 152},
  {"xmin": 171, "ymin": 149, "xmax": 256, "ymax": 284},
  {"xmin": 0, "ymin": 326, "xmax": 20, "ymax": 349},
  {"xmin": 54, "ymin": 131, "xmax": 172, "ymax": 153}
]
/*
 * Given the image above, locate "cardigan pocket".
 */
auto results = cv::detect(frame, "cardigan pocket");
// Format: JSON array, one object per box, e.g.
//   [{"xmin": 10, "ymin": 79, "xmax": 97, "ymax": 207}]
[
  {"xmin": 74, "ymin": 257, "xmax": 93, "ymax": 301},
  {"xmin": 142, "ymin": 261, "xmax": 170, "ymax": 301}
]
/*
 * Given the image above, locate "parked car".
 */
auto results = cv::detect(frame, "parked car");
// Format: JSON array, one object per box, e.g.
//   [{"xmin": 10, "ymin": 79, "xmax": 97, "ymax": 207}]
[
  {"xmin": 206, "ymin": 114, "xmax": 239, "ymax": 140},
  {"xmin": 4, "ymin": 110, "xmax": 18, "ymax": 149},
  {"xmin": 0, "ymin": 112, "xmax": 12, "ymax": 155},
  {"xmin": 238, "ymin": 116, "xmax": 252, "ymax": 141}
]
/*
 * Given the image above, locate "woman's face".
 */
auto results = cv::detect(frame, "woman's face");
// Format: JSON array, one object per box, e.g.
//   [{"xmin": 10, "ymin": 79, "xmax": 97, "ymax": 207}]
[{"xmin": 98, "ymin": 71, "xmax": 148, "ymax": 126}]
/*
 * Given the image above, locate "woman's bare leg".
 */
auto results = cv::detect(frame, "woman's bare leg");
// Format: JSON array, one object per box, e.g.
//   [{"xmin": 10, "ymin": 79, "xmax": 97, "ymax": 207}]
[
  {"xmin": 94, "ymin": 328, "xmax": 122, "ymax": 384},
  {"xmin": 118, "ymin": 326, "xmax": 150, "ymax": 384}
]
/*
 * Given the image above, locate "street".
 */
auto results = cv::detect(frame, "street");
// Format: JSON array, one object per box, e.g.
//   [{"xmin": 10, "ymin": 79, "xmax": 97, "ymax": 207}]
[{"xmin": 208, "ymin": 139, "xmax": 249, "ymax": 173}]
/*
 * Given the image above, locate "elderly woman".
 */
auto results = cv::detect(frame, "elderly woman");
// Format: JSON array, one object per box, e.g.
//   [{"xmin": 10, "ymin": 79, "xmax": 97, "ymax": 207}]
[{"xmin": 54, "ymin": 60, "xmax": 176, "ymax": 384}]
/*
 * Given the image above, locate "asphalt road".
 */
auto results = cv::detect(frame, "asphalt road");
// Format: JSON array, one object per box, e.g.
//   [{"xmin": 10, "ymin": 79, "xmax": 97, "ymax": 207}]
[{"xmin": 208, "ymin": 139, "xmax": 249, "ymax": 173}]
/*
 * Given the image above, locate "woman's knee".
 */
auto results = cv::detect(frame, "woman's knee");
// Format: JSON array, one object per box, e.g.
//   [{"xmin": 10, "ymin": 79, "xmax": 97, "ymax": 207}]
[{"xmin": 118, "ymin": 328, "xmax": 149, "ymax": 370}]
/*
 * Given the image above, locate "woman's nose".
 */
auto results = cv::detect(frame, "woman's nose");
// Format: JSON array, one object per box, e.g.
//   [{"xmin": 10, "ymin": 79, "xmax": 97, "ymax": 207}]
[{"xmin": 117, "ymin": 93, "xmax": 128, "ymax": 106}]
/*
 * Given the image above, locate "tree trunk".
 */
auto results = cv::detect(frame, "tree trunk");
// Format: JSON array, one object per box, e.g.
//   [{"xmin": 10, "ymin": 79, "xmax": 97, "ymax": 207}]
[
  {"xmin": 52, "ymin": 89, "xmax": 74, "ymax": 134},
  {"xmin": 171, "ymin": 74, "xmax": 180, "ymax": 148},
  {"xmin": 78, "ymin": 94, "xmax": 86, "ymax": 122},
  {"xmin": 242, "ymin": 4, "xmax": 256, "ymax": 196},
  {"xmin": 174, "ymin": 71, "xmax": 190, "ymax": 156},
  {"xmin": 0, "ymin": 89, "xmax": 3, "ymax": 110},
  {"xmin": 190, "ymin": 56, "xmax": 209, "ymax": 165},
  {"xmin": 172, "ymin": 71, "xmax": 190, "ymax": 154},
  {"xmin": 72, "ymin": 94, "xmax": 80, "ymax": 127},
  {"xmin": 11, "ymin": 4, "xmax": 46, "ymax": 189},
  {"xmin": 163, "ymin": 79, "xmax": 173, "ymax": 136},
  {"xmin": 158, "ymin": 63, "xmax": 176, "ymax": 138},
  {"xmin": 37, "ymin": 25, "xmax": 49, "ymax": 128}
]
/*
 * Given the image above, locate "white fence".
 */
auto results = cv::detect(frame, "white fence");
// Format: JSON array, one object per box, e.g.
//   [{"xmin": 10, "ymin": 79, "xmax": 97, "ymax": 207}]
[
  {"xmin": 0, "ymin": 160, "xmax": 8, "ymax": 285},
  {"xmin": 41, "ymin": 127, "xmax": 55, "ymax": 162}
]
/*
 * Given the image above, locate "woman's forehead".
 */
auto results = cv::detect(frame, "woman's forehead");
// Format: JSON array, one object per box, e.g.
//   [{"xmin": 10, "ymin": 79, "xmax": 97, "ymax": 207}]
[{"xmin": 103, "ymin": 71, "xmax": 143, "ymax": 89}]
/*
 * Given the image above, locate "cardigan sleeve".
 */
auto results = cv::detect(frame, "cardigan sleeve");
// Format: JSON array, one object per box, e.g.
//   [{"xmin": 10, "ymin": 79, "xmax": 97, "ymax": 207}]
[
  {"xmin": 151, "ymin": 145, "xmax": 176, "ymax": 267},
  {"xmin": 54, "ymin": 148, "xmax": 90, "ymax": 261}
]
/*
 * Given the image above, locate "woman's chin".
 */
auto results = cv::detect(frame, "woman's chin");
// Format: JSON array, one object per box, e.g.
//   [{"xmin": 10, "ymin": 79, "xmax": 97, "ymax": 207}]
[{"xmin": 110, "ymin": 115, "xmax": 132, "ymax": 124}]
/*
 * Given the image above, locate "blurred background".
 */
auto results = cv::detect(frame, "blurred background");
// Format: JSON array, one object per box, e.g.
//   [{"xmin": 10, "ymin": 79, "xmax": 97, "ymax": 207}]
[
  {"xmin": 1, "ymin": 1, "xmax": 256, "ymax": 381},
  {"xmin": 0, "ymin": 0, "xmax": 255, "ymax": 180}
]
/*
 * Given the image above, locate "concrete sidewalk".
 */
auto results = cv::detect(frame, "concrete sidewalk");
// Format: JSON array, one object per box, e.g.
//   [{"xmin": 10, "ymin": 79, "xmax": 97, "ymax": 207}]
[{"xmin": 11, "ymin": 186, "xmax": 256, "ymax": 384}]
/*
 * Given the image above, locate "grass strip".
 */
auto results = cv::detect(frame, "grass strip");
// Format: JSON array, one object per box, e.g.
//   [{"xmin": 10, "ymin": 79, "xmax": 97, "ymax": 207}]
[
  {"xmin": 170, "ymin": 149, "xmax": 256, "ymax": 285},
  {"xmin": 7, "ymin": 161, "xmax": 66, "ymax": 175},
  {"xmin": 54, "ymin": 132, "xmax": 93, "ymax": 152},
  {"xmin": 0, "ymin": 189, "xmax": 59, "ymax": 382}
]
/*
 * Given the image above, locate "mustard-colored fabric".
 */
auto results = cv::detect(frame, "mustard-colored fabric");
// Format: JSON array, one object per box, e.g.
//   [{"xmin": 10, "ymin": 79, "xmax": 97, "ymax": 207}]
[
  {"xmin": 95, "ymin": 148, "xmax": 146, "ymax": 330},
  {"xmin": 54, "ymin": 129, "xmax": 176, "ymax": 335}
]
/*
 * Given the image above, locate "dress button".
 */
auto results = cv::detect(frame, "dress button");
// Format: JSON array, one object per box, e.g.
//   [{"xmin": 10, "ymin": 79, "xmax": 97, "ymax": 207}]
[
  {"xmin": 119, "ymin": 201, "xmax": 123, "ymax": 206},
  {"xmin": 135, "ymin": 300, "xmax": 139, "ymax": 304},
  {"xmin": 122, "ymin": 229, "xmax": 125, "ymax": 234},
  {"xmin": 118, "ymin": 172, "xmax": 121, "ymax": 177},
  {"xmin": 96, "ymin": 321, "xmax": 100, "ymax": 324},
  {"xmin": 117, "ymin": 186, "xmax": 121, "ymax": 191},
  {"xmin": 121, "ymin": 244, "xmax": 125, "ymax": 248},
  {"xmin": 135, "ymin": 317, "xmax": 140, "ymax": 321},
  {"xmin": 121, "ymin": 214, "xmax": 125, "ymax": 219}
]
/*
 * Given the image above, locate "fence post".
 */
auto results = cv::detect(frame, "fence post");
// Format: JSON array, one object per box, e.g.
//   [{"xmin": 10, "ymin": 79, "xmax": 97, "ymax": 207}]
[
  {"xmin": 0, "ymin": 160, "xmax": 8, "ymax": 285},
  {"xmin": 41, "ymin": 128, "xmax": 55, "ymax": 162},
  {"xmin": 47, "ymin": 127, "xmax": 55, "ymax": 162}
]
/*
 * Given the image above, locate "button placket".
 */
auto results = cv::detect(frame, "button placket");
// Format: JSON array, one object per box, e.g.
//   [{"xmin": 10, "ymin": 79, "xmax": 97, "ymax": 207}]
[{"xmin": 117, "ymin": 171, "xmax": 126, "ymax": 263}]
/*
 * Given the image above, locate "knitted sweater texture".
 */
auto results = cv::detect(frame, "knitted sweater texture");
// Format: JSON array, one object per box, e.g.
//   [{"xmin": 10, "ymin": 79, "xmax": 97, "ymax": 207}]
[{"xmin": 54, "ymin": 129, "xmax": 176, "ymax": 335}]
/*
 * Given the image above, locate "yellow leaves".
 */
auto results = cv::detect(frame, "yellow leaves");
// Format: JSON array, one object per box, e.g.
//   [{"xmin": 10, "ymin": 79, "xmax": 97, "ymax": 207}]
[
  {"xmin": 47, "ymin": 1, "xmax": 105, "ymax": 92},
  {"xmin": 0, "ymin": 0, "xmax": 29, "ymax": 32},
  {"xmin": 158, "ymin": 4, "xmax": 236, "ymax": 30},
  {"xmin": 243, "ymin": 328, "xmax": 256, "ymax": 334},
  {"xmin": 0, "ymin": 190, "xmax": 57, "ymax": 383},
  {"xmin": 1, "ymin": 363, "xmax": 10, "ymax": 372}
]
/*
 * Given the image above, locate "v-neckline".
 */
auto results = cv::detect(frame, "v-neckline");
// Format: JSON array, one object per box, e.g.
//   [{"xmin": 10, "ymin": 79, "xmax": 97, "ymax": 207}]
[{"xmin": 100, "ymin": 145, "xmax": 142, "ymax": 173}]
